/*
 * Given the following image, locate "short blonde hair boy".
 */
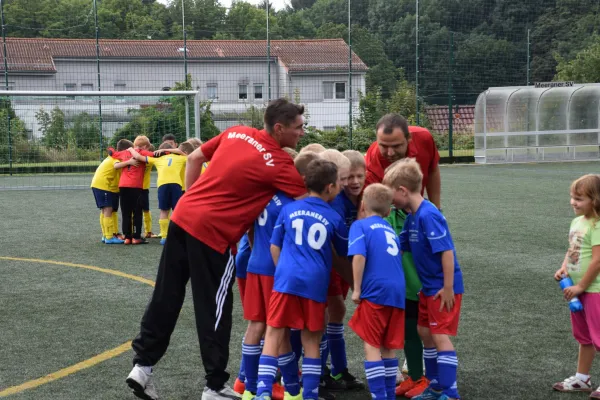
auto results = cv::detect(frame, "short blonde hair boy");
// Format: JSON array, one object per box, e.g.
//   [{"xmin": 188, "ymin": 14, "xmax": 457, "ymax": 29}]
[
  {"xmin": 300, "ymin": 143, "xmax": 326, "ymax": 154},
  {"xmin": 187, "ymin": 137, "xmax": 203, "ymax": 149},
  {"xmin": 362, "ymin": 183, "xmax": 394, "ymax": 216},
  {"xmin": 294, "ymin": 151, "xmax": 321, "ymax": 176},
  {"xmin": 179, "ymin": 141, "xmax": 195, "ymax": 155},
  {"xmin": 382, "ymin": 158, "xmax": 423, "ymax": 193},
  {"xmin": 320, "ymin": 149, "xmax": 351, "ymax": 171},
  {"xmin": 342, "ymin": 149, "xmax": 366, "ymax": 170},
  {"xmin": 133, "ymin": 135, "xmax": 151, "ymax": 149},
  {"xmin": 283, "ymin": 147, "xmax": 299, "ymax": 159}
]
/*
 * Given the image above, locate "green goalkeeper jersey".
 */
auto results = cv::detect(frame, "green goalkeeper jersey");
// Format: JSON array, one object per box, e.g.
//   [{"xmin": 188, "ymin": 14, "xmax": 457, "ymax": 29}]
[{"xmin": 385, "ymin": 206, "xmax": 422, "ymax": 302}]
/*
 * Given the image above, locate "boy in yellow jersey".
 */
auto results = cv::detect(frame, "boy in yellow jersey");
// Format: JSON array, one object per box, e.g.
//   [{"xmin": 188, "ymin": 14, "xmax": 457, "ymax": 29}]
[
  {"xmin": 129, "ymin": 142, "xmax": 192, "ymax": 245},
  {"xmin": 91, "ymin": 139, "xmax": 136, "ymax": 244}
]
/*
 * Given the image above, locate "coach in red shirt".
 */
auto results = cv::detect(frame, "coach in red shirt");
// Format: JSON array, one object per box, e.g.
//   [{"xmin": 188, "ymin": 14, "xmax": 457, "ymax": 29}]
[
  {"xmin": 127, "ymin": 99, "xmax": 307, "ymax": 400},
  {"xmin": 364, "ymin": 114, "xmax": 441, "ymax": 208}
]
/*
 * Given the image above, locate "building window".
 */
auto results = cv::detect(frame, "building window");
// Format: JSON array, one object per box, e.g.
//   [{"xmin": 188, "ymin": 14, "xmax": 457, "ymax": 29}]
[
  {"xmin": 81, "ymin": 83, "xmax": 93, "ymax": 101},
  {"xmin": 239, "ymin": 84, "xmax": 248, "ymax": 100},
  {"xmin": 323, "ymin": 81, "xmax": 346, "ymax": 100},
  {"xmin": 207, "ymin": 84, "xmax": 218, "ymax": 100},
  {"xmin": 114, "ymin": 83, "xmax": 126, "ymax": 102},
  {"xmin": 65, "ymin": 83, "xmax": 76, "ymax": 100},
  {"xmin": 254, "ymin": 84, "xmax": 263, "ymax": 100}
]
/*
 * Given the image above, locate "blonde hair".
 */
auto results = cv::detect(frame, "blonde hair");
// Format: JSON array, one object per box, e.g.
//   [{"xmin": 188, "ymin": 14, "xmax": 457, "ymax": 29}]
[
  {"xmin": 300, "ymin": 143, "xmax": 326, "ymax": 154},
  {"xmin": 382, "ymin": 158, "xmax": 423, "ymax": 193},
  {"xmin": 342, "ymin": 149, "xmax": 366, "ymax": 171},
  {"xmin": 158, "ymin": 142, "xmax": 173, "ymax": 150},
  {"xmin": 179, "ymin": 141, "xmax": 195, "ymax": 155},
  {"xmin": 571, "ymin": 174, "xmax": 600, "ymax": 222},
  {"xmin": 320, "ymin": 149, "xmax": 351, "ymax": 171},
  {"xmin": 363, "ymin": 183, "xmax": 394, "ymax": 217},
  {"xmin": 283, "ymin": 147, "xmax": 299, "ymax": 159},
  {"xmin": 133, "ymin": 135, "xmax": 151, "ymax": 149},
  {"xmin": 294, "ymin": 151, "xmax": 321, "ymax": 176},
  {"xmin": 188, "ymin": 137, "xmax": 203, "ymax": 149}
]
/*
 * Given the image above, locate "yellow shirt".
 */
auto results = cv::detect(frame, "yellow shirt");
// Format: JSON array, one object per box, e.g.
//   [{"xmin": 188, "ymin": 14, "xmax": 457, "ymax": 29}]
[
  {"xmin": 143, "ymin": 163, "xmax": 153, "ymax": 190},
  {"xmin": 146, "ymin": 154, "xmax": 187, "ymax": 188},
  {"xmin": 90, "ymin": 156, "xmax": 121, "ymax": 193}
]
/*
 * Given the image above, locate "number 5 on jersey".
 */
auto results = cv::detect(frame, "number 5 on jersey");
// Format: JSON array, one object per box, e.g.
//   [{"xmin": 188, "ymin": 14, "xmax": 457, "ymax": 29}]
[{"xmin": 292, "ymin": 218, "xmax": 327, "ymax": 250}]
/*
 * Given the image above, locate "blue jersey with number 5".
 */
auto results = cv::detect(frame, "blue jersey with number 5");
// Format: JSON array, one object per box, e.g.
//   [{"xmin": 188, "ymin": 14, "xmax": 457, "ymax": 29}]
[
  {"xmin": 271, "ymin": 196, "xmax": 348, "ymax": 303},
  {"xmin": 247, "ymin": 191, "xmax": 294, "ymax": 276},
  {"xmin": 348, "ymin": 216, "xmax": 405, "ymax": 309}
]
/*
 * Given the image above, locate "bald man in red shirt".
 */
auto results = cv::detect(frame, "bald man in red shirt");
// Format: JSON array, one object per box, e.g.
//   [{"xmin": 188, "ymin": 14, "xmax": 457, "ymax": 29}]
[
  {"xmin": 126, "ymin": 99, "xmax": 308, "ymax": 400},
  {"xmin": 364, "ymin": 114, "xmax": 441, "ymax": 209}
]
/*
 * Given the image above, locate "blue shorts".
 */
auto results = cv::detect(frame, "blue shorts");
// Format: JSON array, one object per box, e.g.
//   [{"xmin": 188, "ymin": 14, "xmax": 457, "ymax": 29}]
[
  {"xmin": 92, "ymin": 188, "xmax": 119, "ymax": 211},
  {"xmin": 140, "ymin": 189, "xmax": 150, "ymax": 212},
  {"xmin": 158, "ymin": 183, "xmax": 183, "ymax": 211}
]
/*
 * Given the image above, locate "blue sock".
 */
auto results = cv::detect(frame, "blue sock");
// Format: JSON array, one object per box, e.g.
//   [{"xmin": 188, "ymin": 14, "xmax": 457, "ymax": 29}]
[
  {"xmin": 302, "ymin": 357, "xmax": 321, "ymax": 400},
  {"xmin": 383, "ymin": 358, "xmax": 398, "ymax": 400},
  {"xmin": 290, "ymin": 329, "xmax": 303, "ymax": 366},
  {"xmin": 256, "ymin": 355, "xmax": 278, "ymax": 396},
  {"xmin": 242, "ymin": 343, "xmax": 262, "ymax": 393},
  {"xmin": 320, "ymin": 334, "xmax": 329, "ymax": 373},
  {"xmin": 327, "ymin": 323, "xmax": 347, "ymax": 376},
  {"xmin": 423, "ymin": 347, "xmax": 441, "ymax": 391},
  {"xmin": 365, "ymin": 360, "xmax": 386, "ymax": 400},
  {"xmin": 438, "ymin": 351, "xmax": 459, "ymax": 398},
  {"xmin": 279, "ymin": 352, "xmax": 300, "ymax": 396}
]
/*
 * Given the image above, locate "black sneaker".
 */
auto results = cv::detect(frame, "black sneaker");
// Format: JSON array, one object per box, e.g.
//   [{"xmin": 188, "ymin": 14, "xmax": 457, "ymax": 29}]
[
  {"xmin": 318, "ymin": 386, "xmax": 336, "ymax": 400},
  {"xmin": 320, "ymin": 373, "xmax": 346, "ymax": 392},
  {"xmin": 336, "ymin": 368, "xmax": 365, "ymax": 391}
]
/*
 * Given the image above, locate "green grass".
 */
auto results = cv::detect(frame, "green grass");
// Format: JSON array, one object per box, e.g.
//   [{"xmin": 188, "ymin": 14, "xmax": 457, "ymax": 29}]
[{"xmin": 1, "ymin": 162, "xmax": 599, "ymax": 399}]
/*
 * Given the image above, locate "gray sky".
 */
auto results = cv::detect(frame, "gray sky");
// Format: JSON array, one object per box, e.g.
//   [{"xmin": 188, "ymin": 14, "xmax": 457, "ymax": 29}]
[{"xmin": 158, "ymin": 0, "xmax": 289, "ymax": 11}]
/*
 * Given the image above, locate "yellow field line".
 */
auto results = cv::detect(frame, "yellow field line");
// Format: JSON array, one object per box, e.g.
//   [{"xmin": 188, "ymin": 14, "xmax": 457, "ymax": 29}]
[
  {"xmin": 0, "ymin": 342, "xmax": 132, "ymax": 397},
  {"xmin": 0, "ymin": 257, "xmax": 155, "ymax": 397}
]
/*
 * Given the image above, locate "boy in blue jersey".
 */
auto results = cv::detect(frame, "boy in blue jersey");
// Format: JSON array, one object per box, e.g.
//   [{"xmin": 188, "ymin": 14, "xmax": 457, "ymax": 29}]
[
  {"xmin": 348, "ymin": 183, "xmax": 406, "ymax": 400},
  {"xmin": 385, "ymin": 158, "xmax": 464, "ymax": 400},
  {"xmin": 254, "ymin": 159, "xmax": 351, "ymax": 400},
  {"xmin": 234, "ymin": 233, "xmax": 252, "ymax": 395},
  {"xmin": 240, "ymin": 150, "xmax": 319, "ymax": 400}
]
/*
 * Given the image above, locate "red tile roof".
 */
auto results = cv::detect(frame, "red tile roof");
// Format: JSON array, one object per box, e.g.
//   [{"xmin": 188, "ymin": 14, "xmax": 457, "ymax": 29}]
[
  {"xmin": 425, "ymin": 105, "xmax": 475, "ymax": 134},
  {"xmin": 0, "ymin": 38, "xmax": 367, "ymax": 73}
]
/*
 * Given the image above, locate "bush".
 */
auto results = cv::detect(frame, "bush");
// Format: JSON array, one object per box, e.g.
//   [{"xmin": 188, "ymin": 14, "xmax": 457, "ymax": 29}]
[{"xmin": 431, "ymin": 132, "xmax": 474, "ymax": 151}]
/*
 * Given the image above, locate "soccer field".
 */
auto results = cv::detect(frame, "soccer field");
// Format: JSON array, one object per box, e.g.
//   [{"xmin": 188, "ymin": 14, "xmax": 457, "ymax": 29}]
[{"xmin": 1, "ymin": 162, "xmax": 598, "ymax": 400}]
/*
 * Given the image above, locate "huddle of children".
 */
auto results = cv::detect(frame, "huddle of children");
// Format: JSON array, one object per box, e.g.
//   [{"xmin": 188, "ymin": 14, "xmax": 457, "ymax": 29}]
[
  {"xmin": 90, "ymin": 134, "xmax": 203, "ymax": 245},
  {"xmin": 233, "ymin": 142, "xmax": 464, "ymax": 400}
]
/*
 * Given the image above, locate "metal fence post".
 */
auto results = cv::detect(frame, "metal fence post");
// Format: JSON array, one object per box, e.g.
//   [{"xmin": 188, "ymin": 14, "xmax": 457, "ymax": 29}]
[
  {"xmin": 448, "ymin": 31, "xmax": 454, "ymax": 158},
  {"xmin": 348, "ymin": 0, "xmax": 352, "ymax": 149},
  {"xmin": 415, "ymin": 0, "xmax": 420, "ymax": 126},
  {"xmin": 1, "ymin": 0, "xmax": 11, "ymax": 176},
  {"xmin": 526, "ymin": 29, "xmax": 531, "ymax": 86},
  {"xmin": 93, "ymin": 0, "xmax": 103, "ymax": 159},
  {"xmin": 267, "ymin": 2, "xmax": 271, "ymax": 101}
]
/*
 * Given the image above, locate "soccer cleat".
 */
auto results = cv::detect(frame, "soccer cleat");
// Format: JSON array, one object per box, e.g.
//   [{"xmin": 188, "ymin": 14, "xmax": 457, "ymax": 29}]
[
  {"xmin": 126, "ymin": 365, "xmax": 158, "ymax": 400},
  {"xmin": 145, "ymin": 232, "xmax": 160, "ymax": 239},
  {"xmin": 402, "ymin": 359, "xmax": 409, "ymax": 375},
  {"xmin": 320, "ymin": 371, "xmax": 345, "ymax": 391},
  {"xmin": 132, "ymin": 238, "xmax": 149, "ymax": 245},
  {"xmin": 241, "ymin": 391, "xmax": 255, "ymax": 400},
  {"xmin": 283, "ymin": 388, "xmax": 303, "ymax": 400},
  {"xmin": 591, "ymin": 386, "xmax": 600, "ymax": 399},
  {"xmin": 124, "ymin": 238, "xmax": 132, "ymax": 245},
  {"xmin": 253, "ymin": 395, "xmax": 272, "ymax": 400},
  {"xmin": 404, "ymin": 377, "xmax": 430, "ymax": 398},
  {"xmin": 437, "ymin": 395, "xmax": 458, "ymax": 400},
  {"xmin": 410, "ymin": 386, "xmax": 442, "ymax": 400},
  {"xmin": 272, "ymin": 382, "xmax": 285, "ymax": 400},
  {"xmin": 116, "ymin": 233, "xmax": 126, "ymax": 240},
  {"xmin": 334, "ymin": 368, "xmax": 364, "ymax": 390},
  {"xmin": 202, "ymin": 384, "xmax": 243, "ymax": 399},
  {"xmin": 233, "ymin": 378, "xmax": 246, "ymax": 394},
  {"xmin": 318, "ymin": 387, "xmax": 336, "ymax": 400},
  {"xmin": 552, "ymin": 375, "xmax": 593, "ymax": 392},
  {"xmin": 101, "ymin": 236, "xmax": 105, "ymax": 243},
  {"xmin": 105, "ymin": 236, "xmax": 124, "ymax": 244},
  {"xmin": 160, "ymin": 238, "xmax": 167, "ymax": 245},
  {"xmin": 397, "ymin": 377, "xmax": 417, "ymax": 396}
]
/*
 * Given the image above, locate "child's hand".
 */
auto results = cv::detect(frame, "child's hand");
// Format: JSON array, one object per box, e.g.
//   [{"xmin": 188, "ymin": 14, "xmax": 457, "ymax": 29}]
[
  {"xmin": 435, "ymin": 287, "xmax": 455, "ymax": 312},
  {"xmin": 564, "ymin": 284, "xmax": 584, "ymax": 301},
  {"xmin": 554, "ymin": 266, "xmax": 568, "ymax": 281},
  {"xmin": 352, "ymin": 290, "xmax": 361, "ymax": 305},
  {"xmin": 128, "ymin": 159, "xmax": 139, "ymax": 167}
]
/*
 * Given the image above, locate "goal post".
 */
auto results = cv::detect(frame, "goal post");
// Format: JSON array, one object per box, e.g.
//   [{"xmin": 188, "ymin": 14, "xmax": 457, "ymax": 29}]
[{"xmin": 0, "ymin": 90, "xmax": 201, "ymax": 189}]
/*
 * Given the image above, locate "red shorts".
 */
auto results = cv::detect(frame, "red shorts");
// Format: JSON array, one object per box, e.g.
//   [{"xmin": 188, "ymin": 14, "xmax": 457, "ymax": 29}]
[
  {"xmin": 571, "ymin": 293, "xmax": 600, "ymax": 350},
  {"xmin": 417, "ymin": 292, "xmax": 462, "ymax": 336},
  {"xmin": 327, "ymin": 269, "xmax": 350, "ymax": 299},
  {"xmin": 243, "ymin": 273, "xmax": 274, "ymax": 322},
  {"xmin": 349, "ymin": 299, "xmax": 405, "ymax": 350},
  {"xmin": 237, "ymin": 278, "xmax": 246, "ymax": 308},
  {"xmin": 267, "ymin": 291, "xmax": 327, "ymax": 332}
]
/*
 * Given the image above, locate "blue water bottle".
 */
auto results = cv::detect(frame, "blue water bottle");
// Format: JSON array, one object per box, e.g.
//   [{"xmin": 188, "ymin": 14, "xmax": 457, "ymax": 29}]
[{"xmin": 559, "ymin": 276, "xmax": 584, "ymax": 312}]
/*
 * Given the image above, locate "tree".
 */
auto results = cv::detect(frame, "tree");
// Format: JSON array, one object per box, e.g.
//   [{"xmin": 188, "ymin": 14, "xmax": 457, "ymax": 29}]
[
  {"xmin": 555, "ymin": 35, "xmax": 600, "ymax": 83},
  {"xmin": 70, "ymin": 112, "xmax": 102, "ymax": 149},
  {"xmin": 37, "ymin": 107, "xmax": 68, "ymax": 149},
  {"xmin": 290, "ymin": 0, "xmax": 317, "ymax": 10}
]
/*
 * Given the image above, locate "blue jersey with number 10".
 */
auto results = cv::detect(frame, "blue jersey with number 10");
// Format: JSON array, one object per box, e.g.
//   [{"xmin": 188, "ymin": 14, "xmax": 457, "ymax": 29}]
[
  {"xmin": 247, "ymin": 191, "xmax": 294, "ymax": 276},
  {"xmin": 271, "ymin": 196, "xmax": 349, "ymax": 303},
  {"xmin": 348, "ymin": 215, "xmax": 405, "ymax": 309}
]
